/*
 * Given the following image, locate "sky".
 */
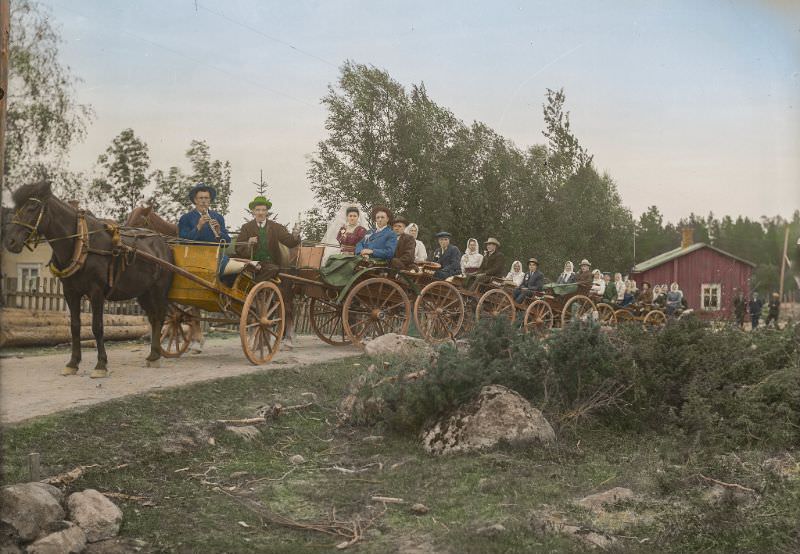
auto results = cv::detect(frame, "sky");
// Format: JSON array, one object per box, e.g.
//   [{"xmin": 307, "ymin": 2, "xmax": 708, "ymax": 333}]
[{"xmin": 43, "ymin": 0, "xmax": 800, "ymax": 228}]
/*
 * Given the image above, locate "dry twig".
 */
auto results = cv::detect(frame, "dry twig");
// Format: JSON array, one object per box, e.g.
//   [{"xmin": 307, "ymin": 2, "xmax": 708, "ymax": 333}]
[
  {"xmin": 41, "ymin": 464, "xmax": 100, "ymax": 486},
  {"xmin": 697, "ymin": 474, "xmax": 757, "ymax": 494}
]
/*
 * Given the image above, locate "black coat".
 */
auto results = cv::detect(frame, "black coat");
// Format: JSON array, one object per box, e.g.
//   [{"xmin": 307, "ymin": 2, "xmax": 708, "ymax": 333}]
[
  {"xmin": 519, "ymin": 270, "xmax": 544, "ymax": 291},
  {"xmin": 432, "ymin": 245, "xmax": 462, "ymax": 277}
]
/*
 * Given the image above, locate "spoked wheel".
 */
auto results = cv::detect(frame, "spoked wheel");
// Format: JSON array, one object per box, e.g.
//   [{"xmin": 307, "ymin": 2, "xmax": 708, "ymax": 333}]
[
  {"xmin": 342, "ymin": 277, "xmax": 412, "ymax": 347},
  {"xmin": 239, "ymin": 281, "xmax": 285, "ymax": 365},
  {"xmin": 614, "ymin": 308, "xmax": 635, "ymax": 325},
  {"xmin": 643, "ymin": 309, "xmax": 667, "ymax": 330},
  {"xmin": 523, "ymin": 299, "xmax": 554, "ymax": 335},
  {"xmin": 309, "ymin": 296, "xmax": 350, "ymax": 346},
  {"xmin": 160, "ymin": 303, "xmax": 193, "ymax": 358},
  {"xmin": 414, "ymin": 281, "xmax": 465, "ymax": 343},
  {"xmin": 561, "ymin": 294, "xmax": 596, "ymax": 326},
  {"xmin": 595, "ymin": 303, "xmax": 617, "ymax": 328},
  {"xmin": 476, "ymin": 288, "xmax": 516, "ymax": 323}
]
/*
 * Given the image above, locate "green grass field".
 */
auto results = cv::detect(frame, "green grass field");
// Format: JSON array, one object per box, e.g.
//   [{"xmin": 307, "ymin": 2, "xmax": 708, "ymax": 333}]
[{"xmin": 3, "ymin": 354, "xmax": 798, "ymax": 553}]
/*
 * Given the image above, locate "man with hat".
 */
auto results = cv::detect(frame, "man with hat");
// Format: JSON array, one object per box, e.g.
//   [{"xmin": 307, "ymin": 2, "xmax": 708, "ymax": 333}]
[
  {"xmin": 355, "ymin": 206, "xmax": 397, "ymax": 262},
  {"xmin": 575, "ymin": 259, "xmax": 593, "ymax": 292},
  {"xmin": 431, "ymin": 232, "xmax": 461, "ymax": 279},
  {"xmin": 465, "ymin": 237, "xmax": 506, "ymax": 290},
  {"xmin": 178, "ymin": 183, "xmax": 231, "ymax": 244},
  {"xmin": 235, "ymin": 196, "xmax": 301, "ymax": 281},
  {"xmin": 513, "ymin": 258, "xmax": 545, "ymax": 304},
  {"xmin": 389, "ymin": 216, "xmax": 416, "ymax": 271}
]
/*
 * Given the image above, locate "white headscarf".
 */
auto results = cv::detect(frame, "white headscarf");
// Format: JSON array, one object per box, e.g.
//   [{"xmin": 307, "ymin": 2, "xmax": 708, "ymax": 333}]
[
  {"xmin": 321, "ymin": 202, "xmax": 369, "ymax": 262},
  {"xmin": 505, "ymin": 260, "xmax": 525, "ymax": 286},
  {"xmin": 461, "ymin": 237, "xmax": 484, "ymax": 274},
  {"xmin": 406, "ymin": 223, "xmax": 428, "ymax": 263}
]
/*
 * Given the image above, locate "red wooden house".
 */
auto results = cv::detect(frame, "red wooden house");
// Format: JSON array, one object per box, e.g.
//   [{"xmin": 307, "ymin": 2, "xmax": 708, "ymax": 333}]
[{"xmin": 630, "ymin": 229, "xmax": 755, "ymax": 318}]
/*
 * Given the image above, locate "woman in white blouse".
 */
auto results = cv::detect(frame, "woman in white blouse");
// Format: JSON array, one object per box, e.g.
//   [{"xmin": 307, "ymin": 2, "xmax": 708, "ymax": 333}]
[
  {"xmin": 406, "ymin": 223, "xmax": 428, "ymax": 263},
  {"xmin": 504, "ymin": 260, "xmax": 525, "ymax": 287},
  {"xmin": 460, "ymin": 238, "xmax": 484, "ymax": 275}
]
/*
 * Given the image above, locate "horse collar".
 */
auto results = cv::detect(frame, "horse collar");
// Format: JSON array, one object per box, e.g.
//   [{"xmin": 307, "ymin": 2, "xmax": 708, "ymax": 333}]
[{"xmin": 49, "ymin": 212, "xmax": 90, "ymax": 279}]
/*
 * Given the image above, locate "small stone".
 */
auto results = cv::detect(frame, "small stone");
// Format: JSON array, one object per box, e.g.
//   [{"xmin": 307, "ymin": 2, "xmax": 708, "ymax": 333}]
[
  {"xmin": 0, "ymin": 482, "xmax": 65, "ymax": 542},
  {"xmin": 289, "ymin": 454, "xmax": 306, "ymax": 465},
  {"xmin": 577, "ymin": 487, "xmax": 636, "ymax": 512},
  {"xmin": 225, "ymin": 425, "xmax": 260, "ymax": 441},
  {"xmin": 410, "ymin": 503, "xmax": 429, "ymax": 515},
  {"xmin": 67, "ymin": 489, "xmax": 123, "ymax": 542},
  {"xmin": 476, "ymin": 523, "xmax": 506, "ymax": 536},
  {"xmin": 229, "ymin": 471, "xmax": 249, "ymax": 479},
  {"xmin": 27, "ymin": 522, "xmax": 86, "ymax": 554}
]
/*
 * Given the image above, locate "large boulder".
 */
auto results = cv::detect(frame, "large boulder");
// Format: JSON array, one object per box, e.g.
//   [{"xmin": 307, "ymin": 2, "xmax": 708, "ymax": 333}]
[
  {"xmin": 422, "ymin": 385, "xmax": 555, "ymax": 455},
  {"xmin": 26, "ymin": 522, "xmax": 86, "ymax": 554},
  {"xmin": 364, "ymin": 334, "xmax": 431, "ymax": 357},
  {"xmin": 66, "ymin": 490, "xmax": 122, "ymax": 543},
  {"xmin": 0, "ymin": 483, "xmax": 65, "ymax": 542}
]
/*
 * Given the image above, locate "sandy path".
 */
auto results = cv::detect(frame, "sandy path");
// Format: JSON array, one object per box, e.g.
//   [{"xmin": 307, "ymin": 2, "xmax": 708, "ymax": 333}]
[{"xmin": 0, "ymin": 336, "xmax": 359, "ymax": 424}]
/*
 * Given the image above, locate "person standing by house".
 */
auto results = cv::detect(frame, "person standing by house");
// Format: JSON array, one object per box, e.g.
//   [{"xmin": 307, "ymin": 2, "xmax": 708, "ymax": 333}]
[
  {"xmin": 748, "ymin": 292, "xmax": 763, "ymax": 330},
  {"xmin": 732, "ymin": 290, "xmax": 747, "ymax": 328},
  {"xmin": 765, "ymin": 292, "xmax": 780, "ymax": 328}
]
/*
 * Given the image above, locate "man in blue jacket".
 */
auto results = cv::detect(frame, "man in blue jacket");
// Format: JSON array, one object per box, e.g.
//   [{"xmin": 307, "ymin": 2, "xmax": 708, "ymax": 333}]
[
  {"xmin": 431, "ymin": 231, "xmax": 461, "ymax": 279},
  {"xmin": 355, "ymin": 206, "xmax": 397, "ymax": 261},
  {"xmin": 513, "ymin": 257, "xmax": 544, "ymax": 303},
  {"xmin": 178, "ymin": 183, "xmax": 236, "ymax": 275}
]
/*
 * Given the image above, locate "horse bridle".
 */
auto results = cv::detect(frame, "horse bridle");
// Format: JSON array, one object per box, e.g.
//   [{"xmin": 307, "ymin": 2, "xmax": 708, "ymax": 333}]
[{"xmin": 9, "ymin": 197, "xmax": 46, "ymax": 251}]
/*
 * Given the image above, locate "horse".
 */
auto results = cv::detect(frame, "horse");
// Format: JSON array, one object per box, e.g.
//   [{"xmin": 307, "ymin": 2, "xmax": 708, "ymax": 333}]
[{"xmin": 3, "ymin": 181, "xmax": 174, "ymax": 378}]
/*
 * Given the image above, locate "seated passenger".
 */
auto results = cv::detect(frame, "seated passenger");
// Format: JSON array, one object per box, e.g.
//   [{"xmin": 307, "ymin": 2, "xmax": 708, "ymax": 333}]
[
  {"xmin": 575, "ymin": 259, "xmax": 593, "ymax": 292},
  {"xmin": 465, "ymin": 237, "xmax": 506, "ymax": 289},
  {"xmin": 460, "ymin": 238, "xmax": 483, "ymax": 275},
  {"xmin": 178, "ymin": 184, "xmax": 237, "ymax": 275},
  {"xmin": 406, "ymin": 223, "xmax": 428, "ymax": 263},
  {"xmin": 666, "ymin": 282, "xmax": 683, "ymax": 315},
  {"xmin": 513, "ymin": 258, "xmax": 544, "ymax": 303},
  {"xmin": 638, "ymin": 281, "xmax": 654, "ymax": 304},
  {"xmin": 234, "ymin": 196, "xmax": 301, "ymax": 281},
  {"xmin": 389, "ymin": 216, "xmax": 416, "ymax": 271},
  {"xmin": 337, "ymin": 206, "xmax": 368, "ymax": 254},
  {"xmin": 621, "ymin": 279, "xmax": 638, "ymax": 307},
  {"xmin": 556, "ymin": 261, "xmax": 576, "ymax": 284},
  {"xmin": 602, "ymin": 273, "xmax": 617, "ymax": 304},
  {"xmin": 614, "ymin": 273, "xmax": 626, "ymax": 305},
  {"xmin": 431, "ymin": 231, "xmax": 462, "ymax": 279},
  {"xmin": 652, "ymin": 285, "xmax": 666, "ymax": 308},
  {"xmin": 590, "ymin": 269, "xmax": 605, "ymax": 296},
  {"xmin": 505, "ymin": 260, "xmax": 525, "ymax": 287},
  {"xmin": 355, "ymin": 206, "xmax": 397, "ymax": 262}
]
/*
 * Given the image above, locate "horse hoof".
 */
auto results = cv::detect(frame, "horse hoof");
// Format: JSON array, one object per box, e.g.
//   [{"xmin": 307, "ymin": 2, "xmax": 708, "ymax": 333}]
[
  {"xmin": 61, "ymin": 367, "xmax": 78, "ymax": 376},
  {"xmin": 146, "ymin": 359, "xmax": 161, "ymax": 368},
  {"xmin": 90, "ymin": 369, "xmax": 109, "ymax": 379}
]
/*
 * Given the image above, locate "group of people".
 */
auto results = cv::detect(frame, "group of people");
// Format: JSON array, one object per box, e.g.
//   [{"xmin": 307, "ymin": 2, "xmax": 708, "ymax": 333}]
[{"xmin": 733, "ymin": 291, "xmax": 781, "ymax": 330}]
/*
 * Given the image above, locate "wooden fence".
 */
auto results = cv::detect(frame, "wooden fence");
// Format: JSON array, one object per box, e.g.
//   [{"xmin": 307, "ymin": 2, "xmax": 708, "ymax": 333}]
[{"xmin": 0, "ymin": 277, "xmax": 325, "ymax": 335}]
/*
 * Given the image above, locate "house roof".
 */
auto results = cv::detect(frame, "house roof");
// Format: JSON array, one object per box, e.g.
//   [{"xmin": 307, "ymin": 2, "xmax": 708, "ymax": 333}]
[{"xmin": 632, "ymin": 242, "xmax": 756, "ymax": 273}]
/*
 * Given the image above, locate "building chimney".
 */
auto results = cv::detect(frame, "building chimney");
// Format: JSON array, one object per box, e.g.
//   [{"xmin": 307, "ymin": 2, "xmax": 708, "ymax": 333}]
[{"xmin": 681, "ymin": 227, "xmax": 694, "ymax": 249}]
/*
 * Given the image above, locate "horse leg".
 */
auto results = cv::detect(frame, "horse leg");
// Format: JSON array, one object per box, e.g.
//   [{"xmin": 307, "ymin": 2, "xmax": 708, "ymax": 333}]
[
  {"xmin": 62, "ymin": 291, "xmax": 82, "ymax": 376},
  {"xmin": 89, "ymin": 288, "xmax": 109, "ymax": 378},
  {"xmin": 139, "ymin": 291, "xmax": 165, "ymax": 366},
  {"xmin": 188, "ymin": 306, "xmax": 204, "ymax": 353}
]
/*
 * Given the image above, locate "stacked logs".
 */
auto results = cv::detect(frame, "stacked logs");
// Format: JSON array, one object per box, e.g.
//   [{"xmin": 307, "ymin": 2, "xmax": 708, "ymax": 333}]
[{"xmin": 0, "ymin": 308, "xmax": 150, "ymax": 347}]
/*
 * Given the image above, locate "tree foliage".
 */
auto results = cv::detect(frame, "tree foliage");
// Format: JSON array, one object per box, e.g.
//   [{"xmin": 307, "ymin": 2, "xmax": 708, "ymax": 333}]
[
  {"xmin": 5, "ymin": 0, "xmax": 93, "ymax": 191},
  {"xmin": 89, "ymin": 129, "xmax": 150, "ymax": 222}
]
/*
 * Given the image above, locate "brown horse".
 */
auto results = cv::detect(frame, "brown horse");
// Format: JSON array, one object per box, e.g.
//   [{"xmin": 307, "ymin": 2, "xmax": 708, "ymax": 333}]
[{"xmin": 3, "ymin": 181, "xmax": 174, "ymax": 378}]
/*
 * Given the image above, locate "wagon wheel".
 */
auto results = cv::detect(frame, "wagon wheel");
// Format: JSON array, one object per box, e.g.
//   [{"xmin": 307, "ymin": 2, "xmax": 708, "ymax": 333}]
[
  {"xmin": 614, "ymin": 308, "xmax": 635, "ymax": 325},
  {"xmin": 595, "ymin": 303, "xmax": 618, "ymax": 328},
  {"xmin": 239, "ymin": 281, "xmax": 285, "ymax": 365},
  {"xmin": 561, "ymin": 294, "xmax": 596, "ymax": 326},
  {"xmin": 342, "ymin": 277, "xmax": 411, "ymax": 347},
  {"xmin": 523, "ymin": 299, "xmax": 554, "ymax": 335},
  {"xmin": 309, "ymin": 296, "xmax": 350, "ymax": 346},
  {"xmin": 476, "ymin": 288, "xmax": 516, "ymax": 323},
  {"xmin": 414, "ymin": 281, "xmax": 465, "ymax": 343},
  {"xmin": 160, "ymin": 303, "xmax": 192, "ymax": 358},
  {"xmin": 643, "ymin": 309, "xmax": 667, "ymax": 330}
]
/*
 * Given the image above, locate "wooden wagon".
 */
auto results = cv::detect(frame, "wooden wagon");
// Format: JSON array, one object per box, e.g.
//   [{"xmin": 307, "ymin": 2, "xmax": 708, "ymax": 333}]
[
  {"xmin": 156, "ymin": 243, "xmax": 287, "ymax": 364},
  {"xmin": 278, "ymin": 247, "xmax": 467, "ymax": 346},
  {"xmin": 612, "ymin": 303, "xmax": 668, "ymax": 329}
]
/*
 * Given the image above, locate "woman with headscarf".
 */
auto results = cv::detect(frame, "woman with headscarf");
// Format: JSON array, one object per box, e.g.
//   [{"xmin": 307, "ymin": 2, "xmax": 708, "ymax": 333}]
[
  {"xmin": 406, "ymin": 223, "xmax": 428, "ymax": 263},
  {"xmin": 614, "ymin": 273, "xmax": 626, "ymax": 304},
  {"xmin": 556, "ymin": 261, "xmax": 576, "ymax": 284},
  {"xmin": 460, "ymin": 238, "xmax": 484, "ymax": 276},
  {"xmin": 321, "ymin": 203, "xmax": 369, "ymax": 263},
  {"xmin": 590, "ymin": 269, "xmax": 605, "ymax": 296},
  {"xmin": 666, "ymin": 282, "xmax": 683, "ymax": 315},
  {"xmin": 505, "ymin": 260, "xmax": 525, "ymax": 287}
]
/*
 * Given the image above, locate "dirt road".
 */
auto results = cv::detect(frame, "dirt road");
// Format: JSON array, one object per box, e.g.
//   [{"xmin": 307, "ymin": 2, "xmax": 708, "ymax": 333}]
[{"xmin": 0, "ymin": 336, "xmax": 359, "ymax": 424}]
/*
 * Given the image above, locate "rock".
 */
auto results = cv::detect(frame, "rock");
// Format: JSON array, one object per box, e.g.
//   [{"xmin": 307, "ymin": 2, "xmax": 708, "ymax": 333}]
[
  {"xmin": 422, "ymin": 385, "xmax": 555, "ymax": 455},
  {"xmin": 364, "ymin": 333, "xmax": 431, "ymax": 357},
  {"xmin": 26, "ymin": 522, "xmax": 86, "ymax": 554},
  {"xmin": 67, "ymin": 490, "xmax": 122, "ymax": 543},
  {"xmin": 577, "ymin": 487, "xmax": 636, "ymax": 512},
  {"xmin": 702, "ymin": 484, "xmax": 758, "ymax": 507},
  {"xmin": 289, "ymin": 454, "xmax": 305, "ymax": 465},
  {"xmin": 224, "ymin": 425, "xmax": 260, "ymax": 441},
  {"xmin": 0, "ymin": 482, "xmax": 65, "ymax": 542},
  {"xmin": 410, "ymin": 503, "xmax": 429, "ymax": 515},
  {"xmin": 531, "ymin": 513, "xmax": 617, "ymax": 550},
  {"xmin": 362, "ymin": 435, "xmax": 384, "ymax": 443},
  {"xmin": 475, "ymin": 523, "xmax": 506, "ymax": 536},
  {"xmin": 229, "ymin": 471, "xmax": 249, "ymax": 479}
]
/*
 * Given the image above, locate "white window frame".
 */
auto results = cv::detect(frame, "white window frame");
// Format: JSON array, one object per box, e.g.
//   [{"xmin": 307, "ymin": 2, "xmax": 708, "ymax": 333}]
[
  {"xmin": 700, "ymin": 283, "xmax": 721, "ymax": 311},
  {"xmin": 17, "ymin": 263, "xmax": 41, "ymax": 292}
]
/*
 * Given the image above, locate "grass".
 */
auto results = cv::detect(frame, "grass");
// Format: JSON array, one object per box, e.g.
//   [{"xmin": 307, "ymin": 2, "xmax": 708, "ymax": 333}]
[{"xmin": 3, "ymin": 354, "xmax": 799, "ymax": 553}]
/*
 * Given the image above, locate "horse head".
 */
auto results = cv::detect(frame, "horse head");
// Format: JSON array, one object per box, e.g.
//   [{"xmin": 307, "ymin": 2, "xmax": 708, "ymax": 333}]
[
  {"xmin": 124, "ymin": 205, "xmax": 153, "ymax": 227},
  {"xmin": 4, "ymin": 180, "xmax": 53, "ymax": 253}
]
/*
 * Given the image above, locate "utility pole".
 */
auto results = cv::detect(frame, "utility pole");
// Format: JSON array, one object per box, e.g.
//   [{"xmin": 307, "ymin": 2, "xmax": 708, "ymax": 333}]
[
  {"xmin": 0, "ymin": 0, "xmax": 9, "ymax": 192},
  {"xmin": 779, "ymin": 225, "xmax": 789, "ymax": 300}
]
